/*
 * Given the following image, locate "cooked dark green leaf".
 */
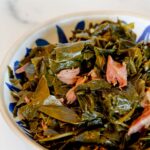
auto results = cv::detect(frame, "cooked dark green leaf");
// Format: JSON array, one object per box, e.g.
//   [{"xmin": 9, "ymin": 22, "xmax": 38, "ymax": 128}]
[
  {"xmin": 76, "ymin": 79, "xmax": 111, "ymax": 92},
  {"xmin": 72, "ymin": 130, "xmax": 100, "ymax": 143},
  {"xmin": 39, "ymin": 105, "xmax": 81, "ymax": 124}
]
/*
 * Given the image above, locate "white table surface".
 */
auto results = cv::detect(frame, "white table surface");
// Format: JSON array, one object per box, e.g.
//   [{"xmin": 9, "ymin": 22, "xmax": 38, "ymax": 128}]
[{"xmin": 1, "ymin": 0, "xmax": 150, "ymax": 149}]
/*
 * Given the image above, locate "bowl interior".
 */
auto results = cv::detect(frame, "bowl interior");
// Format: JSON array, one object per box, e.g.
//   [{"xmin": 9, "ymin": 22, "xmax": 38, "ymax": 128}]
[{"xmin": 1, "ymin": 12, "xmax": 150, "ymax": 149}]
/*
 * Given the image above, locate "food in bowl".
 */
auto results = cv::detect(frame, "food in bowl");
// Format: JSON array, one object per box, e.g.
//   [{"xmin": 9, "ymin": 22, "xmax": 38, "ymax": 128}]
[{"xmin": 7, "ymin": 19, "xmax": 150, "ymax": 150}]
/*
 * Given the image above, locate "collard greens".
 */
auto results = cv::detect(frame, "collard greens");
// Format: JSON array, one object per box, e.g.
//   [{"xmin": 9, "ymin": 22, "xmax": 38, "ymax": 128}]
[{"xmin": 8, "ymin": 20, "xmax": 150, "ymax": 150}]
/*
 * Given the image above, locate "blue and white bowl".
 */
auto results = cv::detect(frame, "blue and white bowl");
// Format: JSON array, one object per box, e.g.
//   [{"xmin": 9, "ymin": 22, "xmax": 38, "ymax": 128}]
[{"xmin": 1, "ymin": 11, "xmax": 150, "ymax": 149}]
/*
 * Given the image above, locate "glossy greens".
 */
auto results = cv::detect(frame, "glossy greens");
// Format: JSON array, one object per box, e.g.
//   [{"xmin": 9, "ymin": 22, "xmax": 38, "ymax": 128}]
[{"xmin": 8, "ymin": 20, "xmax": 150, "ymax": 150}]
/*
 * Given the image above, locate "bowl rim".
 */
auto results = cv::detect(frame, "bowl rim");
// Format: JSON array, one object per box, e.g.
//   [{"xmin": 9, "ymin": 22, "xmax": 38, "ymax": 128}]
[{"xmin": 0, "ymin": 10, "xmax": 150, "ymax": 150}]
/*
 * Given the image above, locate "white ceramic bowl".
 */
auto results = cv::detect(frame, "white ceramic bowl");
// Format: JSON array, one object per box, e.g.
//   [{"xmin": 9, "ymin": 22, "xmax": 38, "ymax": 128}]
[{"xmin": 1, "ymin": 11, "xmax": 150, "ymax": 149}]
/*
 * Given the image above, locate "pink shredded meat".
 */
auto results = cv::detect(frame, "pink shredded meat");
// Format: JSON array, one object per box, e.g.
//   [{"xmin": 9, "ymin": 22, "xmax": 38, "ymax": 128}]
[
  {"xmin": 24, "ymin": 96, "xmax": 31, "ymax": 103},
  {"xmin": 66, "ymin": 76, "xmax": 87, "ymax": 104},
  {"xmin": 66, "ymin": 87, "xmax": 76, "ymax": 104},
  {"xmin": 106, "ymin": 55, "xmax": 127, "ymax": 88},
  {"xmin": 15, "ymin": 63, "xmax": 29, "ymax": 74},
  {"xmin": 57, "ymin": 67, "xmax": 80, "ymax": 85},
  {"xmin": 128, "ymin": 87, "xmax": 150, "ymax": 135},
  {"xmin": 88, "ymin": 68, "xmax": 100, "ymax": 80},
  {"xmin": 128, "ymin": 106, "xmax": 150, "ymax": 135}
]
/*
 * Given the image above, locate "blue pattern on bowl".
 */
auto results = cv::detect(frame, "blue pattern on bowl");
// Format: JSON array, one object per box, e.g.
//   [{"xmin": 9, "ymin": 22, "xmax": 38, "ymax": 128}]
[
  {"xmin": 56, "ymin": 20, "xmax": 85, "ymax": 43},
  {"xmin": 35, "ymin": 39, "xmax": 49, "ymax": 46},
  {"xmin": 14, "ymin": 60, "xmax": 24, "ymax": 80},
  {"xmin": 75, "ymin": 20, "xmax": 85, "ymax": 30},
  {"xmin": 6, "ymin": 82, "xmax": 20, "ymax": 92},
  {"xmin": 25, "ymin": 48, "xmax": 32, "ymax": 57},
  {"xmin": 9, "ymin": 102, "xmax": 17, "ymax": 113},
  {"xmin": 16, "ymin": 121, "xmax": 33, "ymax": 138},
  {"xmin": 56, "ymin": 25, "xmax": 68, "ymax": 43},
  {"xmin": 137, "ymin": 25, "xmax": 150, "ymax": 43}
]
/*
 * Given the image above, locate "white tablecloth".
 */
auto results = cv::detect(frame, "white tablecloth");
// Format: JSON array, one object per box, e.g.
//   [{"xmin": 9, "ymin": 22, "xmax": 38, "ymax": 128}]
[{"xmin": 0, "ymin": 0, "xmax": 150, "ymax": 149}]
